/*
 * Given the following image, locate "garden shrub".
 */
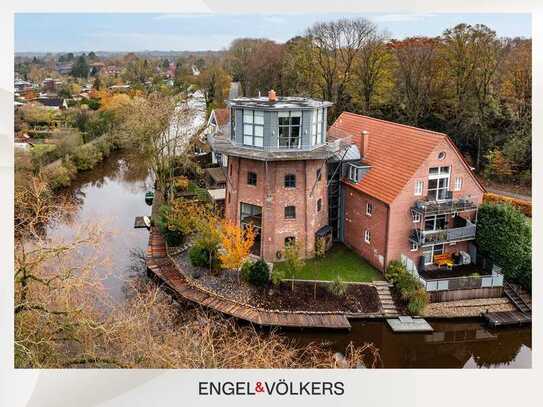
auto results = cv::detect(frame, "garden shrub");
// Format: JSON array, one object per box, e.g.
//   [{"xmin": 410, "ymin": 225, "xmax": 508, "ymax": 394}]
[
  {"xmin": 477, "ymin": 202, "xmax": 531, "ymax": 291},
  {"xmin": 72, "ymin": 143, "xmax": 103, "ymax": 171},
  {"xmin": 270, "ymin": 268, "xmax": 286, "ymax": 286},
  {"xmin": 94, "ymin": 138, "xmax": 112, "ymax": 158},
  {"xmin": 328, "ymin": 276, "xmax": 347, "ymax": 297},
  {"xmin": 189, "ymin": 244, "xmax": 210, "ymax": 267},
  {"xmin": 396, "ymin": 272, "xmax": 422, "ymax": 301},
  {"xmin": 483, "ymin": 192, "xmax": 531, "ymax": 217},
  {"xmin": 385, "ymin": 260, "xmax": 406, "ymax": 284},
  {"xmin": 189, "ymin": 240, "xmax": 220, "ymax": 270},
  {"xmin": 315, "ymin": 236, "xmax": 326, "ymax": 259},
  {"xmin": 156, "ymin": 204, "xmax": 184, "ymax": 247},
  {"xmin": 386, "ymin": 259, "xmax": 428, "ymax": 315},
  {"xmin": 240, "ymin": 261, "xmax": 253, "ymax": 282},
  {"xmin": 406, "ymin": 288, "xmax": 429, "ymax": 316},
  {"xmin": 43, "ymin": 165, "xmax": 72, "ymax": 190},
  {"xmin": 248, "ymin": 260, "xmax": 269, "ymax": 287}
]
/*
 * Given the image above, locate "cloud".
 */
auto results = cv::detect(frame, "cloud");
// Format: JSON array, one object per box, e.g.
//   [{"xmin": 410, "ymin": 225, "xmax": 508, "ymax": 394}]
[{"xmin": 371, "ymin": 14, "xmax": 437, "ymax": 23}]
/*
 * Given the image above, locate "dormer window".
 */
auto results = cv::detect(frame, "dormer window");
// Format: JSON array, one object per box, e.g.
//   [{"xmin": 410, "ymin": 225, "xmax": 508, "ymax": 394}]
[
  {"xmin": 278, "ymin": 111, "xmax": 302, "ymax": 149},
  {"xmin": 348, "ymin": 163, "xmax": 364, "ymax": 183}
]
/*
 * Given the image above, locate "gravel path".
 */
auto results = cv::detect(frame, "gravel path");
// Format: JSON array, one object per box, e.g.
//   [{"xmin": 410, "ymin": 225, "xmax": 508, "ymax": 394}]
[{"xmin": 422, "ymin": 297, "xmax": 516, "ymax": 318}]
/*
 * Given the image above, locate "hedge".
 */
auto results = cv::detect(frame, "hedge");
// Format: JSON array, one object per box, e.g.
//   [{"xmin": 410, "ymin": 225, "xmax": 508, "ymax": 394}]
[
  {"xmin": 484, "ymin": 192, "xmax": 531, "ymax": 217},
  {"xmin": 476, "ymin": 202, "xmax": 531, "ymax": 291}
]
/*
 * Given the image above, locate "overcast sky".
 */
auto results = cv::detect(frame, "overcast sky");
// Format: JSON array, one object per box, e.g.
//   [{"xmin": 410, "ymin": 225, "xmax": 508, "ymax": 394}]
[{"xmin": 15, "ymin": 13, "xmax": 531, "ymax": 52}]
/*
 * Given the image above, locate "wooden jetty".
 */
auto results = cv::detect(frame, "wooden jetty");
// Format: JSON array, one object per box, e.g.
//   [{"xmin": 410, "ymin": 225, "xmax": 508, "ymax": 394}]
[
  {"xmin": 146, "ymin": 227, "xmax": 351, "ymax": 330},
  {"xmin": 482, "ymin": 282, "xmax": 531, "ymax": 327},
  {"xmin": 483, "ymin": 311, "xmax": 531, "ymax": 327},
  {"xmin": 386, "ymin": 316, "xmax": 433, "ymax": 332}
]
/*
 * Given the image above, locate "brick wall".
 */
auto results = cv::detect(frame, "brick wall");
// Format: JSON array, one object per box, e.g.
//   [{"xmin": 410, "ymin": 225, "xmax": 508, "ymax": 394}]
[
  {"xmin": 224, "ymin": 157, "xmax": 328, "ymax": 262},
  {"xmin": 387, "ymin": 138, "xmax": 484, "ymax": 268},
  {"xmin": 342, "ymin": 184, "xmax": 388, "ymax": 272}
]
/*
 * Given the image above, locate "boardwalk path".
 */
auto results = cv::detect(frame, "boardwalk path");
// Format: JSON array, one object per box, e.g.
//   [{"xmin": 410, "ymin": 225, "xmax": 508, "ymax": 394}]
[{"xmin": 146, "ymin": 227, "xmax": 355, "ymax": 329}]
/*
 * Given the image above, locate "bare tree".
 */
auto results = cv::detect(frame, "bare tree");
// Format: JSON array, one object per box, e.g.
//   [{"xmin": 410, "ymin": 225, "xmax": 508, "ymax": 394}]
[
  {"xmin": 306, "ymin": 18, "xmax": 378, "ymax": 120},
  {"xmin": 390, "ymin": 37, "xmax": 441, "ymax": 126},
  {"xmin": 119, "ymin": 93, "xmax": 202, "ymax": 200}
]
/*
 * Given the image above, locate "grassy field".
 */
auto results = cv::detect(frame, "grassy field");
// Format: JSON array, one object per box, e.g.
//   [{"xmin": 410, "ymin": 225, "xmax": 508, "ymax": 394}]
[{"xmin": 274, "ymin": 244, "xmax": 383, "ymax": 282}]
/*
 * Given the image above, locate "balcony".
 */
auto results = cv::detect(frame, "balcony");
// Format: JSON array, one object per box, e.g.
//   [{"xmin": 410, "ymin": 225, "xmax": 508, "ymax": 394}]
[
  {"xmin": 410, "ymin": 220, "xmax": 476, "ymax": 247},
  {"xmin": 412, "ymin": 192, "xmax": 478, "ymax": 216},
  {"xmin": 207, "ymin": 131, "xmax": 350, "ymax": 161}
]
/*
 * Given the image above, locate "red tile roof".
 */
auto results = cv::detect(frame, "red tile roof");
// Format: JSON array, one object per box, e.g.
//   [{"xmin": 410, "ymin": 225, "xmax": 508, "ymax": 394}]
[
  {"xmin": 329, "ymin": 112, "xmax": 483, "ymax": 204},
  {"xmin": 214, "ymin": 108, "xmax": 230, "ymax": 126}
]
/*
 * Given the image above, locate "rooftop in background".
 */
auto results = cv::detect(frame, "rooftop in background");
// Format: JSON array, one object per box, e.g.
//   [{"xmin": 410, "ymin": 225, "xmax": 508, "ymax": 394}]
[{"xmin": 228, "ymin": 96, "xmax": 332, "ymax": 110}]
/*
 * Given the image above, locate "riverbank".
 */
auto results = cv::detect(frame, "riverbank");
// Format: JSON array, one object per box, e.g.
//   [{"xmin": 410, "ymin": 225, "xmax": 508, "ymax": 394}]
[{"xmin": 32, "ymin": 149, "xmax": 530, "ymax": 368}]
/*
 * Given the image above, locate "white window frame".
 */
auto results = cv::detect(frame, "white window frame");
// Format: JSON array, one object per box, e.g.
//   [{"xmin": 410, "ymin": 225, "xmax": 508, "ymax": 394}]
[
  {"xmin": 423, "ymin": 244, "xmax": 444, "ymax": 265},
  {"xmin": 348, "ymin": 164, "xmax": 363, "ymax": 183},
  {"xmin": 410, "ymin": 241, "xmax": 419, "ymax": 251},
  {"xmin": 242, "ymin": 109, "xmax": 264, "ymax": 147},
  {"xmin": 278, "ymin": 110, "xmax": 302, "ymax": 149},
  {"xmin": 415, "ymin": 180, "xmax": 424, "ymax": 196},
  {"xmin": 412, "ymin": 212, "xmax": 421, "ymax": 223},
  {"xmin": 366, "ymin": 201, "xmax": 373, "ymax": 216},
  {"xmin": 311, "ymin": 108, "xmax": 325, "ymax": 145},
  {"xmin": 454, "ymin": 176, "xmax": 463, "ymax": 191},
  {"xmin": 428, "ymin": 166, "xmax": 450, "ymax": 201},
  {"xmin": 364, "ymin": 229, "xmax": 371, "ymax": 244}
]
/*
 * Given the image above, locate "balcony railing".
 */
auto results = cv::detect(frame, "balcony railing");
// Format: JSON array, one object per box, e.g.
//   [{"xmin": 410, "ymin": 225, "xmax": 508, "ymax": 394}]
[
  {"xmin": 421, "ymin": 269, "xmax": 504, "ymax": 292},
  {"xmin": 412, "ymin": 194, "xmax": 478, "ymax": 216},
  {"xmin": 411, "ymin": 221, "xmax": 476, "ymax": 246},
  {"xmin": 207, "ymin": 130, "xmax": 350, "ymax": 161}
]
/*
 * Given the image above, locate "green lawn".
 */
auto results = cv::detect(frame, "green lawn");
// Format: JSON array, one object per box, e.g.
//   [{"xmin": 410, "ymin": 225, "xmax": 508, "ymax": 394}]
[{"xmin": 274, "ymin": 244, "xmax": 383, "ymax": 282}]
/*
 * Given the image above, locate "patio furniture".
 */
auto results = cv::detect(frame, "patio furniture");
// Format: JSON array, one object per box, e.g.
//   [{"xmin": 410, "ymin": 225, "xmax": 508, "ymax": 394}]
[{"xmin": 434, "ymin": 253, "xmax": 454, "ymax": 269}]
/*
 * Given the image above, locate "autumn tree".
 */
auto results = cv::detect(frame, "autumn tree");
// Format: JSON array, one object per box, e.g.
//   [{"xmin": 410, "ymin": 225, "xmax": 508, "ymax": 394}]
[
  {"xmin": 306, "ymin": 18, "xmax": 378, "ymax": 120},
  {"xmin": 390, "ymin": 37, "xmax": 442, "ymax": 126},
  {"xmin": 281, "ymin": 36, "xmax": 320, "ymax": 96},
  {"xmin": 219, "ymin": 220, "xmax": 255, "ymax": 282},
  {"xmin": 354, "ymin": 31, "xmax": 391, "ymax": 113},
  {"xmin": 197, "ymin": 62, "xmax": 231, "ymax": 108}
]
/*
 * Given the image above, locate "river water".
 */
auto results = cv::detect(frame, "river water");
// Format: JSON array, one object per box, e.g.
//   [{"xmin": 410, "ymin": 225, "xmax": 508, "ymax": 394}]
[{"xmin": 44, "ymin": 149, "xmax": 532, "ymax": 369}]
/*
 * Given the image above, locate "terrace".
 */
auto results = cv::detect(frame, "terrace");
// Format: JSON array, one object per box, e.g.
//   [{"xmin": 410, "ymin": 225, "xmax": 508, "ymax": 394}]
[{"xmin": 417, "ymin": 262, "xmax": 504, "ymax": 295}]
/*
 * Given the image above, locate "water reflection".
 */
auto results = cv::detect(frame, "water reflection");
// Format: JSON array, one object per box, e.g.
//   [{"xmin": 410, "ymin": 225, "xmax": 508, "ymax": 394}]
[
  {"xmin": 288, "ymin": 320, "xmax": 531, "ymax": 368},
  {"xmin": 46, "ymin": 150, "xmax": 153, "ymax": 303}
]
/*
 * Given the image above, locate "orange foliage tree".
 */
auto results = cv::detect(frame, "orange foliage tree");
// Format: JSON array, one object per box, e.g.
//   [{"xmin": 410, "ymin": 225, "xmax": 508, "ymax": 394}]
[{"xmin": 219, "ymin": 220, "xmax": 255, "ymax": 281}]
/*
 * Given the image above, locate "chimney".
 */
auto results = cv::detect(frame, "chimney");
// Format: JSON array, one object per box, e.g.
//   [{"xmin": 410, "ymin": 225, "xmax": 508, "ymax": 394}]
[
  {"xmin": 360, "ymin": 130, "xmax": 369, "ymax": 157},
  {"xmin": 268, "ymin": 89, "xmax": 277, "ymax": 102}
]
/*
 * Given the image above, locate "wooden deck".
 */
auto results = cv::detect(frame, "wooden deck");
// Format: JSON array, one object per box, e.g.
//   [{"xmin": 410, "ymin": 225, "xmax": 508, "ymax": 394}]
[
  {"xmin": 482, "ymin": 282, "xmax": 532, "ymax": 327},
  {"xmin": 482, "ymin": 311, "xmax": 532, "ymax": 327},
  {"xmin": 146, "ymin": 227, "xmax": 352, "ymax": 329}
]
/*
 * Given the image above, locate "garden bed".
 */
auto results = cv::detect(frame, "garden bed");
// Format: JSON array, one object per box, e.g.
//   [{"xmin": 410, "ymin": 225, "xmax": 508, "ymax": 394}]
[{"xmin": 173, "ymin": 251, "xmax": 380, "ymax": 313}]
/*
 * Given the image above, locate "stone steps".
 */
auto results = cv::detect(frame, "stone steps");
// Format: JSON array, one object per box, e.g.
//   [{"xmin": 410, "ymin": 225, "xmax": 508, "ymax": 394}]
[{"xmin": 373, "ymin": 281, "xmax": 399, "ymax": 316}]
